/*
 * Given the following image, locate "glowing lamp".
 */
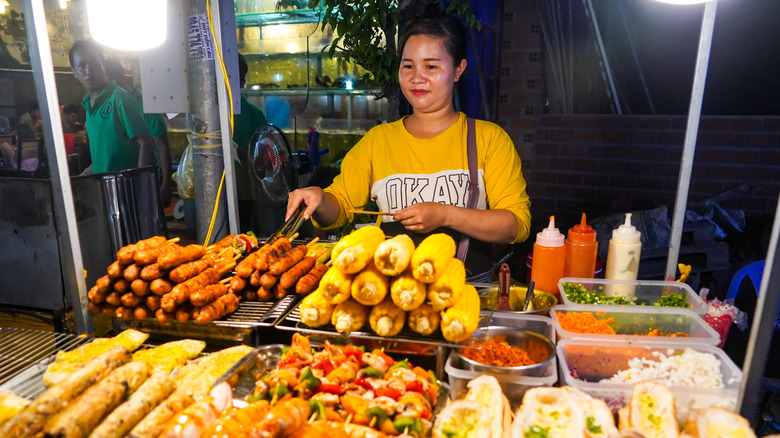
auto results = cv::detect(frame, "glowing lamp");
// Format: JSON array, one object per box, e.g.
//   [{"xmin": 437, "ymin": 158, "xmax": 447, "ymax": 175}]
[
  {"xmin": 86, "ymin": 0, "xmax": 167, "ymax": 51},
  {"xmin": 653, "ymin": 0, "xmax": 714, "ymax": 4},
  {"xmin": 0, "ymin": 0, "xmax": 9, "ymax": 14}
]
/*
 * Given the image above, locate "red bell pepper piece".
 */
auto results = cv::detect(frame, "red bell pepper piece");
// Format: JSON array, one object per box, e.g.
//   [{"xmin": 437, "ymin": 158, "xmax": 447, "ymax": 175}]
[
  {"xmin": 420, "ymin": 409, "xmax": 432, "ymax": 420},
  {"xmin": 278, "ymin": 355, "xmax": 300, "ymax": 368},
  {"xmin": 311, "ymin": 357, "xmax": 336, "ymax": 375},
  {"xmin": 343, "ymin": 346, "xmax": 363, "ymax": 365},
  {"xmin": 374, "ymin": 386, "xmax": 402, "ymax": 401},
  {"xmin": 316, "ymin": 383, "xmax": 344, "ymax": 395},
  {"xmin": 373, "ymin": 349, "xmax": 395, "ymax": 367},
  {"xmin": 405, "ymin": 380, "xmax": 424, "ymax": 394},
  {"xmin": 354, "ymin": 378, "xmax": 375, "ymax": 391}
]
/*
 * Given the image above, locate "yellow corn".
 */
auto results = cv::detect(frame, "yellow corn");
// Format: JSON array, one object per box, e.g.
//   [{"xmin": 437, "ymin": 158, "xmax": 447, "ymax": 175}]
[
  {"xmin": 331, "ymin": 298, "xmax": 369, "ymax": 333},
  {"xmin": 331, "ymin": 225, "xmax": 386, "ymax": 274},
  {"xmin": 408, "ymin": 304, "xmax": 440, "ymax": 336},
  {"xmin": 320, "ymin": 267, "xmax": 354, "ymax": 305},
  {"xmin": 299, "ymin": 287, "xmax": 335, "ymax": 327},
  {"xmin": 390, "ymin": 268, "xmax": 427, "ymax": 311},
  {"xmin": 351, "ymin": 260, "xmax": 390, "ymax": 306},
  {"xmin": 369, "ymin": 296, "xmax": 406, "ymax": 337},
  {"xmin": 411, "ymin": 233, "xmax": 456, "ymax": 283},
  {"xmin": 440, "ymin": 284, "xmax": 481, "ymax": 343},
  {"xmin": 374, "ymin": 234, "xmax": 415, "ymax": 276},
  {"xmin": 427, "ymin": 257, "xmax": 466, "ymax": 310}
]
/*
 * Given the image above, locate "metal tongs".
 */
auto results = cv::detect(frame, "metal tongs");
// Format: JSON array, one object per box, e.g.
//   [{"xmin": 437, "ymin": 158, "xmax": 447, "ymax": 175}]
[{"xmin": 264, "ymin": 204, "xmax": 306, "ymax": 245}]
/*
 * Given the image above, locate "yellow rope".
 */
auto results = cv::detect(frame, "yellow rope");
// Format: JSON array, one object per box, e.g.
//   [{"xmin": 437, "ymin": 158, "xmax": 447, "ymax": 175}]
[{"xmin": 201, "ymin": 0, "xmax": 237, "ymax": 245}]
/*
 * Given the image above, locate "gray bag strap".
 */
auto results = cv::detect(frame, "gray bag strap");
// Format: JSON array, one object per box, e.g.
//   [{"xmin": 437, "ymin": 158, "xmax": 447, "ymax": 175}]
[{"xmin": 456, "ymin": 117, "xmax": 478, "ymax": 262}]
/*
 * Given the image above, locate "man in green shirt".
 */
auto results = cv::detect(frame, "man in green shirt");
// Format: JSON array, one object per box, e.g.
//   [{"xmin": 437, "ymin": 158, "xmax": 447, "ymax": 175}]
[
  {"xmin": 69, "ymin": 40, "xmax": 154, "ymax": 175},
  {"xmin": 104, "ymin": 58, "xmax": 173, "ymax": 207},
  {"xmin": 233, "ymin": 54, "xmax": 268, "ymax": 231}
]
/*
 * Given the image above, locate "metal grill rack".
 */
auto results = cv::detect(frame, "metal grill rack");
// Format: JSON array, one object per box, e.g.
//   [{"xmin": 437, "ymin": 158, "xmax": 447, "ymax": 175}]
[
  {"xmin": 0, "ymin": 328, "xmax": 90, "ymax": 399},
  {"xmin": 275, "ymin": 300, "xmax": 493, "ymax": 352},
  {"xmin": 213, "ymin": 294, "xmax": 300, "ymax": 328}
]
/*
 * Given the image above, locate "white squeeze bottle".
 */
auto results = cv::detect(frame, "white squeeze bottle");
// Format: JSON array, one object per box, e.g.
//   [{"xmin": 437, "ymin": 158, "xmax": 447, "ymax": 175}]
[{"xmin": 604, "ymin": 213, "xmax": 642, "ymax": 297}]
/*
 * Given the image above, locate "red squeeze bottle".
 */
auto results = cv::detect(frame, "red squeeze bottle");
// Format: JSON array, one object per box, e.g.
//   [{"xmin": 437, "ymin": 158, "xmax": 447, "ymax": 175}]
[
  {"xmin": 530, "ymin": 216, "xmax": 565, "ymax": 300},
  {"xmin": 564, "ymin": 213, "xmax": 598, "ymax": 279}
]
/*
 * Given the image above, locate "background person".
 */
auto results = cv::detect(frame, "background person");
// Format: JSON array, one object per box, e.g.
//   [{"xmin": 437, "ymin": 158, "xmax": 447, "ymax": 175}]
[
  {"xmin": 285, "ymin": 13, "xmax": 531, "ymax": 272},
  {"xmin": 233, "ymin": 53, "xmax": 269, "ymax": 232},
  {"xmin": 103, "ymin": 58, "xmax": 173, "ymax": 207},
  {"xmin": 17, "ymin": 101, "xmax": 42, "ymax": 138},
  {"xmin": 68, "ymin": 40, "xmax": 154, "ymax": 176}
]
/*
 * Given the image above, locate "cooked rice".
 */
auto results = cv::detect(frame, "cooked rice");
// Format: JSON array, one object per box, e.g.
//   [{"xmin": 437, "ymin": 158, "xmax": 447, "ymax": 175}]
[{"xmin": 601, "ymin": 348, "xmax": 724, "ymax": 388}]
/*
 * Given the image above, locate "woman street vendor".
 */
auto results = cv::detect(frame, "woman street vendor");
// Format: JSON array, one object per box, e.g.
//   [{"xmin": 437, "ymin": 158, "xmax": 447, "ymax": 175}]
[{"xmin": 286, "ymin": 12, "xmax": 531, "ymax": 275}]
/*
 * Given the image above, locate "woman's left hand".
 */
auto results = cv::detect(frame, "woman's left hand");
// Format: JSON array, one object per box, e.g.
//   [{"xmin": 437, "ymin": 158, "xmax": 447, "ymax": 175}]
[{"xmin": 393, "ymin": 202, "xmax": 451, "ymax": 233}]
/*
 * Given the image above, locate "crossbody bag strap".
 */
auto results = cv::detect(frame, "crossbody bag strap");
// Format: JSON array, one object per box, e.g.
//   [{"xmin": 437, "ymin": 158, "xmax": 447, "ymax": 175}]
[{"xmin": 456, "ymin": 117, "xmax": 479, "ymax": 262}]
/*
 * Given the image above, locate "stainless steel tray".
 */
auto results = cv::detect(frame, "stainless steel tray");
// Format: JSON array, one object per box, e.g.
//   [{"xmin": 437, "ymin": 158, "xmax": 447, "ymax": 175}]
[{"xmin": 214, "ymin": 343, "xmax": 451, "ymax": 412}]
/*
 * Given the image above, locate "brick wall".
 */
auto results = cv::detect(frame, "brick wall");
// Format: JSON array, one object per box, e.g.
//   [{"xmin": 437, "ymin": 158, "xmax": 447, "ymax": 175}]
[{"xmin": 530, "ymin": 115, "xmax": 780, "ymax": 225}]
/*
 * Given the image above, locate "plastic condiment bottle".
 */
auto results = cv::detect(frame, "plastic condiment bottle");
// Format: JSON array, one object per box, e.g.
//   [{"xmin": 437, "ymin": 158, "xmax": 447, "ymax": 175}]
[
  {"xmin": 530, "ymin": 216, "xmax": 565, "ymax": 300},
  {"xmin": 564, "ymin": 213, "xmax": 598, "ymax": 279},
  {"xmin": 604, "ymin": 213, "xmax": 642, "ymax": 297}
]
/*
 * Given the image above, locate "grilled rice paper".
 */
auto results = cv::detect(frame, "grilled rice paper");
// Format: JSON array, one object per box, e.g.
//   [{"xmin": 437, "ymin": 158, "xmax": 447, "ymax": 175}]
[
  {"xmin": 0, "ymin": 346, "xmax": 131, "ymax": 438},
  {"xmin": 683, "ymin": 407, "xmax": 756, "ymax": 438},
  {"xmin": 131, "ymin": 339, "xmax": 205, "ymax": 373},
  {"xmin": 43, "ymin": 329, "xmax": 148, "ymax": 386},
  {"xmin": 0, "ymin": 392, "xmax": 29, "ymax": 427},
  {"xmin": 89, "ymin": 371, "xmax": 175, "ymax": 438},
  {"xmin": 511, "ymin": 387, "xmax": 586, "ymax": 438},
  {"xmin": 563, "ymin": 387, "xmax": 619, "ymax": 438},
  {"xmin": 174, "ymin": 345, "xmax": 253, "ymax": 398},
  {"xmin": 43, "ymin": 360, "xmax": 148, "ymax": 438},
  {"xmin": 128, "ymin": 391, "xmax": 194, "ymax": 438},
  {"xmin": 619, "ymin": 381, "xmax": 679, "ymax": 438}
]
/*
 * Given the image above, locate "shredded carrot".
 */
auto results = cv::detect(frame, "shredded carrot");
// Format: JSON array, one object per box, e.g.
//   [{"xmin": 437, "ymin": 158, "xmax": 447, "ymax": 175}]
[
  {"xmin": 556, "ymin": 311, "xmax": 616, "ymax": 335},
  {"xmin": 461, "ymin": 340, "xmax": 537, "ymax": 367}
]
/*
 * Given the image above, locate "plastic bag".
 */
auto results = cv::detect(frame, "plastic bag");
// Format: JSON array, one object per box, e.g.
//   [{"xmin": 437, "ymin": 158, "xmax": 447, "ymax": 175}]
[
  {"xmin": 175, "ymin": 143, "xmax": 195, "ymax": 200},
  {"xmin": 699, "ymin": 287, "xmax": 748, "ymax": 348}
]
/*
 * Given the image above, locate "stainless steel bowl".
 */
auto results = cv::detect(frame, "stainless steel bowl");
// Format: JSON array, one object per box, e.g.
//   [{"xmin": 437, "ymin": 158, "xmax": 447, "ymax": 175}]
[{"xmin": 456, "ymin": 326, "xmax": 555, "ymax": 377}]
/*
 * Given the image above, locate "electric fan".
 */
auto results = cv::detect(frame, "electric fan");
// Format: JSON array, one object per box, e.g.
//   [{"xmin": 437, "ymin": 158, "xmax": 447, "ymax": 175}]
[{"xmin": 247, "ymin": 123, "xmax": 301, "ymax": 209}]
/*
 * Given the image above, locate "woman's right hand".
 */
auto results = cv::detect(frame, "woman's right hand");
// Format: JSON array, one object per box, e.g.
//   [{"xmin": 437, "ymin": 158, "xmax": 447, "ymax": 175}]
[{"xmin": 286, "ymin": 187, "xmax": 324, "ymax": 221}]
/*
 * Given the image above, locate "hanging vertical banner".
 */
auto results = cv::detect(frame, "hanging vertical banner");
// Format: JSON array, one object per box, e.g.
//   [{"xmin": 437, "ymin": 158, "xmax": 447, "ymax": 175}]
[{"xmin": 187, "ymin": 13, "xmax": 215, "ymax": 62}]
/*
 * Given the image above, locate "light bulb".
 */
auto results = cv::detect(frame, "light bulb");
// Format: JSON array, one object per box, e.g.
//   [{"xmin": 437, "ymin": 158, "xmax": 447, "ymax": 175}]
[{"xmin": 86, "ymin": 0, "xmax": 167, "ymax": 51}]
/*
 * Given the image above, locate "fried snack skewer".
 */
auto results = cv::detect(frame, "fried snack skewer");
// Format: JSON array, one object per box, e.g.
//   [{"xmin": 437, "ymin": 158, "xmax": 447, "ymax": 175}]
[
  {"xmin": 190, "ymin": 283, "xmax": 229, "ymax": 307},
  {"xmin": 280, "ymin": 256, "xmax": 316, "ymax": 289},
  {"xmin": 169, "ymin": 255, "xmax": 215, "ymax": 284},
  {"xmin": 195, "ymin": 293, "xmax": 240, "ymax": 323},
  {"xmin": 0, "ymin": 347, "xmax": 131, "ymax": 438},
  {"xmin": 161, "ymin": 267, "xmax": 221, "ymax": 311},
  {"xmin": 158, "ymin": 244, "xmax": 206, "ymax": 270},
  {"xmin": 295, "ymin": 263, "xmax": 329, "ymax": 295}
]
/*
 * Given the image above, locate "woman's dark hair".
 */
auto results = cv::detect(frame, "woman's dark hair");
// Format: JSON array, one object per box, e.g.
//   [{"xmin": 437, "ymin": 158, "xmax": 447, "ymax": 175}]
[{"xmin": 398, "ymin": 14, "xmax": 468, "ymax": 67}]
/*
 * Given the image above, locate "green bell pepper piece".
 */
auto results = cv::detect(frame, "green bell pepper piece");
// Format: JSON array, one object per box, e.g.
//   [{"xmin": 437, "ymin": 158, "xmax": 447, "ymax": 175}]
[
  {"xmin": 362, "ymin": 366, "xmax": 384, "ymax": 378},
  {"xmin": 366, "ymin": 406, "xmax": 389, "ymax": 428}
]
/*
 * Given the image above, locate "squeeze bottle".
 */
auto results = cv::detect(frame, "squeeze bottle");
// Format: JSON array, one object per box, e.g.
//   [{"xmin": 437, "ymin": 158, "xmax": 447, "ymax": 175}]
[
  {"xmin": 530, "ymin": 216, "xmax": 565, "ymax": 300},
  {"xmin": 564, "ymin": 213, "xmax": 598, "ymax": 279},
  {"xmin": 604, "ymin": 213, "xmax": 642, "ymax": 297}
]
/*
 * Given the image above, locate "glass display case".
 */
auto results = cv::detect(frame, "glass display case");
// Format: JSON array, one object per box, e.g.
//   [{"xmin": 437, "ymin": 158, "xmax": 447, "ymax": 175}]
[{"xmin": 234, "ymin": 3, "xmax": 389, "ymax": 165}]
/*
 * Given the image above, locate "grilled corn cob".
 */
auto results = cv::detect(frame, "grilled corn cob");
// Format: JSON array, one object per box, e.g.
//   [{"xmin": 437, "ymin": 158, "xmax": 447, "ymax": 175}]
[
  {"xmin": 331, "ymin": 225, "xmax": 386, "ymax": 274},
  {"xmin": 299, "ymin": 287, "xmax": 335, "ymax": 327},
  {"xmin": 408, "ymin": 304, "xmax": 441, "ymax": 336},
  {"xmin": 369, "ymin": 297, "xmax": 406, "ymax": 337},
  {"xmin": 440, "ymin": 284, "xmax": 481, "ymax": 343},
  {"xmin": 351, "ymin": 261, "xmax": 389, "ymax": 306},
  {"xmin": 331, "ymin": 298, "xmax": 369, "ymax": 333},
  {"xmin": 374, "ymin": 234, "xmax": 415, "ymax": 276},
  {"xmin": 390, "ymin": 268, "xmax": 427, "ymax": 311},
  {"xmin": 427, "ymin": 257, "xmax": 466, "ymax": 310},
  {"xmin": 319, "ymin": 267, "xmax": 354, "ymax": 305},
  {"xmin": 411, "ymin": 233, "xmax": 456, "ymax": 283}
]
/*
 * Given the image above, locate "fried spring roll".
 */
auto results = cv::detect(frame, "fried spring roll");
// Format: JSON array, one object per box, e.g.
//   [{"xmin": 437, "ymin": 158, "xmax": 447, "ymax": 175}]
[{"xmin": 128, "ymin": 392, "xmax": 194, "ymax": 438}]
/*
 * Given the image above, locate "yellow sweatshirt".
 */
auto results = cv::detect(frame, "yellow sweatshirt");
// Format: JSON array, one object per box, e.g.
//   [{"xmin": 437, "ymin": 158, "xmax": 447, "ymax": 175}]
[{"xmin": 318, "ymin": 113, "xmax": 531, "ymax": 244}]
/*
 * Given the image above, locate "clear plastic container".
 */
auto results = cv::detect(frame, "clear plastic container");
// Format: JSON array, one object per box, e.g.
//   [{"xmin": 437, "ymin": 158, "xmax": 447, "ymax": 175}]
[
  {"xmin": 445, "ymin": 312, "xmax": 558, "ymax": 409},
  {"xmin": 558, "ymin": 277, "xmax": 707, "ymax": 314},
  {"xmin": 549, "ymin": 304, "xmax": 720, "ymax": 345},
  {"xmin": 556, "ymin": 338, "xmax": 742, "ymax": 422}
]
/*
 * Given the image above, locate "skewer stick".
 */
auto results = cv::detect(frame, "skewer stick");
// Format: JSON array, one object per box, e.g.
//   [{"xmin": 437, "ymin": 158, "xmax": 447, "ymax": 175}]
[
  {"xmin": 219, "ymin": 277, "xmax": 231, "ymax": 284},
  {"xmin": 289, "ymin": 232, "xmax": 300, "ymax": 241},
  {"xmin": 404, "ymin": 427, "xmax": 409, "ymax": 435},
  {"xmin": 167, "ymin": 237, "xmax": 181, "ymax": 244},
  {"xmin": 368, "ymin": 416, "xmax": 377, "ymax": 428},
  {"xmin": 305, "ymin": 237, "xmax": 320, "ymax": 247},
  {"xmin": 326, "ymin": 259, "xmax": 334, "ymax": 267},
  {"xmin": 270, "ymin": 393, "xmax": 278, "ymax": 406},
  {"xmin": 345, "ymin": 413, "xmax": 353, "ymax": 425},
  {"xmin": 308, "ymin": 412, "xmax": 318, "ymax": 423}
]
